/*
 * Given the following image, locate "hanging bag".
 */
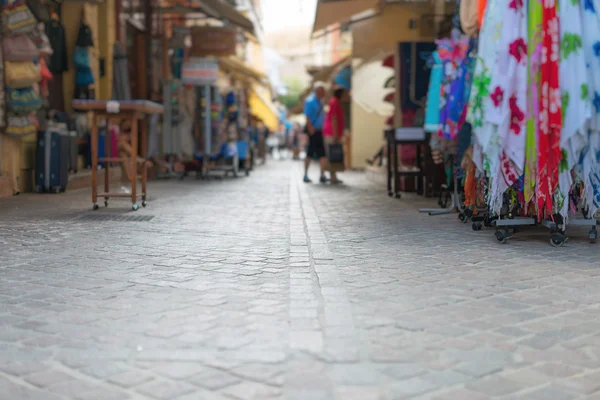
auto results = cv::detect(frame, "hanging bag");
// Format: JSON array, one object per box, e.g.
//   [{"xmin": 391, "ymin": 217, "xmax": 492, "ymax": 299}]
[
  {"xmin": 31, "ymin": 23, "xmax": 53, "ymax": 57},
  {"xmin": 5, "ymin": 61, "xmax": 41, "ymax": 88},
  {"xmin": 6, "ymin": 87, "xmax": 42, "ymax": 113},
  {"xmin": 5, "ymin": 113, "xmax": 38, "ymax": 138},
  {"xmin": 3, "ymin": 34, "xmax": 40, "ymax": 62},
  {"xmin": 3, "ymin": 1, "xmax": 37, "ymax": 35},
  {"xmin": 75, "ymin": 67, "xmax": 94, "ymax": 86},
  {"xmin": 73, "ymin": 46, "xmax": 90, "ymax": 69}
]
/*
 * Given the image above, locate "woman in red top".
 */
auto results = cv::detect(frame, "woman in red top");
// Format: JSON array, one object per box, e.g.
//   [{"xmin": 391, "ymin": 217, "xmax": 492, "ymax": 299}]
[{"xmin": 323, "ymin": 86, "xmax": 348, "ymax": 184}]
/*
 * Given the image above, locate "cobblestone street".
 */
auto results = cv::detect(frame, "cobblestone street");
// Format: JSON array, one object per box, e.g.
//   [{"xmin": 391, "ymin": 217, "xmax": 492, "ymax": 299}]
[{"xmin": 1, "ymin": 161, "xmax": 600, "ymax": 400}]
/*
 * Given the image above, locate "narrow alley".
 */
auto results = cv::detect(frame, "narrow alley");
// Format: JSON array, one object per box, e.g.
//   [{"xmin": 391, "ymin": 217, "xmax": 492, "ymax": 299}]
[{"xmin": 1, "ymin": 162, "xmax": 600, "ymax": 400}]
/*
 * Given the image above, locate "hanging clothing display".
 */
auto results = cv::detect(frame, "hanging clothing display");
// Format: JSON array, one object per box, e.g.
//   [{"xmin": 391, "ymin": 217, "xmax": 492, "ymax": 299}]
[{"xmin": 425, "ymin": 0, "xmax": 600, "ymax": 238}]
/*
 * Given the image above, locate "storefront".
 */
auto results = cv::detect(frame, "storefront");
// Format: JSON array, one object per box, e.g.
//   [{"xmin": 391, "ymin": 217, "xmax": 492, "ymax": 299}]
[{"xmin": 0, "ymin": 0, "xmax": 117, "ymax": 196}]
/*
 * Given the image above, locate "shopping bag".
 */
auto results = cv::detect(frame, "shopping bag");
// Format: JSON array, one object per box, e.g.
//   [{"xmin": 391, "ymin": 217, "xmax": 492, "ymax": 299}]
[
  {"xmin": 328, "ymin": 143, "xmax": 344, "ymax": 163},
  {"xmin": 328, "ymin": 143, "xmax": 345, "ymax": 172}
]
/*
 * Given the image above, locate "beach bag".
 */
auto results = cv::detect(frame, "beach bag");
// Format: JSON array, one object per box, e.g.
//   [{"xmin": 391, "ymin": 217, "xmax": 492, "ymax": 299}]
[
  {"xmin": 5, "ymin": 113, "xmax": 38, "ymax": 138},
  {"xmin": 6, "ymin": 87, "xmax": 42, "ymax": 113},
  {"xmin": 3, "ymin": 34, "xmax": 39, "ymax": 62},
  {"xmin": 73, "ymin": 47, "xmax": 90, "ymax": 69},
  {"xmin": 5, "ymin": 61, "xmax": 41, "ymax": 88},
  {"xmin": 75, "ymin": 66, "xmax": 94, "ymax": 86},
  {"xmin": 3, "ymin": 1, "xmax": 37, "ymax": 35}
]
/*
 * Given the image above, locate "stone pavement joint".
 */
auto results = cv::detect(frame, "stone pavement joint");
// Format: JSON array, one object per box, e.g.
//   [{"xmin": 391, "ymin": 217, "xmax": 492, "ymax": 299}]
[{"xmin": 1, "ymin": 161, "xmax": 600, "ymax": 399}]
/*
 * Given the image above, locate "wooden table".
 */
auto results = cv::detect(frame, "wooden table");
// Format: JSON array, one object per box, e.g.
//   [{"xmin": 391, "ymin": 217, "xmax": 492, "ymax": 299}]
[{"xmin": 72, "ymin": 100, "xmax": 164, "ymax": 211}]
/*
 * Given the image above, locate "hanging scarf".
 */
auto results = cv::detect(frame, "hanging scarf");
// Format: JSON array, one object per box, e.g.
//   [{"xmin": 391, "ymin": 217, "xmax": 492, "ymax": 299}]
[
  {"xmin": 468, "ymin": 0, "xmax": 504, "ymax": 177},
  {"xmin": 537, "ymin": 0, "xmax": 562, "ymax": 220},
  {"xmin": 579, "ymin": 0, "xmax": 600, "ymax": 218},
  {"xmin": 424, "ymin": 51, "xmax": 444, "ymax": 133},
  {"xmin": 478, "ymin": 0, "xmax": 487, "ymax": 29},
  {"xmin": 437, "ymin": 31, "xmax": 470, "ymax": 140},
  {"xmin": 524, "ymin": 0, "xmax": 543, "ymax": 204},
  {"xmin": 557, "ymin": 0, "xmax": 591, "ymax": 221},
  {"xmin": 483, "ymin": 0, "xmax": 527, "ymax": 214}
]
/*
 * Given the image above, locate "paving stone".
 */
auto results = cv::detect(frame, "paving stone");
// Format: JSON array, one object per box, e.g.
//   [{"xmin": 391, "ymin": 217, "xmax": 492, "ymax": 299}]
[
  {"xmin": 136, "ymin": 379, "xmax": 196, "ymax": 400},
  {"xmin": 25, "ymin": 370, "xmax": 75, "ymax": 388},
  {"xmin": 107, "ymin": 370, "xmax": 155, "ymax": 388},
  {"xmin": 0, "ymin": 361, "xmax": 48, "ymax": 376},
  {"xmin": 466, "ymin": 375, "xmax": 530, "ymax": 397},
  {"xmin": 1, "ymin": 162, "xmax": 600, "ymax": 400}
]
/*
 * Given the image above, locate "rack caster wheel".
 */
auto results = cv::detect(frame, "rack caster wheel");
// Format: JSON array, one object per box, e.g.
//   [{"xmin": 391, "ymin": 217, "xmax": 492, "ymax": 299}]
[
  {"xmin": 483, "ymin": 217, "xmax": 493, "ymax": 228},
  {"xmin": 92, "ymin": 204, "xmax": 99, "ymax": 211},
  {"xmin": 142, "ymin": 201, "xmax": 147, "ymax": 208},
  {"xmin": 388, "ymin": 191, "xmax": 394, "ymax": 197},
  {"xmin": 589, "ymin": 229, "xmax": 597, "ymax": 243},
  {"xmin": 472, "ymin": 222, "xmax": 482, "ymax": 231},
  {"xmin": 132, "ymin": 204, "xmax": 139, "ymax": 211},
  {"xmin": 458, "ymin": 213, "xmax": 467, "ymax": 223},
  {"xmin": 550, "ymin": 232, "xmax": 566, "ymax": 247},
  {"xmin": 495, "ymin": 229, "xmax": 509, "ymax": 244}
]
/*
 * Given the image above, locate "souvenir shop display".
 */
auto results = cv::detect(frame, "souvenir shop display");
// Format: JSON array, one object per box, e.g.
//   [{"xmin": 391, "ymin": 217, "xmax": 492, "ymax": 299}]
[
  {"xmin": 421, "ymin": 0, "xmax": 600, "ymax": 246},
  {"xmin": 2, "ymin": 0, "xmax": 42, "ymax": 139}
]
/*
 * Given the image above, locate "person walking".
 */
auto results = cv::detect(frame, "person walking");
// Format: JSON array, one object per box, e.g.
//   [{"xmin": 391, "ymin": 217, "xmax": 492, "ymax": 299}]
[
  {"xmin": 303, "ymin": 81, "xmax": 328, "ymax": 183},
  {"xmin": 323, "ymin": 86, "xmax": 348, "ymax": 184}
]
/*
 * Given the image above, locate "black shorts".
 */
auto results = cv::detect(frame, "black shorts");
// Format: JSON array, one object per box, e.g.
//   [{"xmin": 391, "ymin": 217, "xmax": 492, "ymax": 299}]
[{"xmin": 306, "ymin": 130, "xmax": 326, "ymax": 159}]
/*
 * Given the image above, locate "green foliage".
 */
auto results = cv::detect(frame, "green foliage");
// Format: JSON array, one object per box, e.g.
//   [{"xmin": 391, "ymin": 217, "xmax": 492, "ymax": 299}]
[{"xmin": 278, "ymin": 78, "xmax": 306, "ymax": 110}]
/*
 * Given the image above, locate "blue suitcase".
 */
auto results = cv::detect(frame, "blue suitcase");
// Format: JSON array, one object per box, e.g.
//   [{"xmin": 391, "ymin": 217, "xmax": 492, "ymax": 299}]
[{"xmin": 35, "ymin": 130, "xmax": 69, "ymax": 193}]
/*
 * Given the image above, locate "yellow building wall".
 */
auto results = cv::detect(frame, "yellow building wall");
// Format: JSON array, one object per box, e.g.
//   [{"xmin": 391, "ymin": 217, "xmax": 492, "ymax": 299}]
[{"xmin": 350, "ymin": 4, "xmax": 434, "ymax": 169}]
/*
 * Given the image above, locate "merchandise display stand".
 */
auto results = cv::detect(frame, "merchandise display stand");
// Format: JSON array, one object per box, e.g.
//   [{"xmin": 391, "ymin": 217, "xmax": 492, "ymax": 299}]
[
  {"xmin": 385, "ymin": 127, "xmax": 427, "ymax": 199},
  {"xmin": 72, "ymin": 100, "xmax": 164, "ymax": 211}
]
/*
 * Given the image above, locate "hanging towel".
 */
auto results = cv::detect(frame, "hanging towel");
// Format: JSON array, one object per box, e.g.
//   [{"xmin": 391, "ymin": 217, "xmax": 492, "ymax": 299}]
[{"xmin": 424, "ymin": 51, "xmax": 443, "ymax": 133}]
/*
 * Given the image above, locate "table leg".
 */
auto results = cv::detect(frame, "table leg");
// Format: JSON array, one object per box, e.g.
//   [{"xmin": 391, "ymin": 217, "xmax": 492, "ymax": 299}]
[
  {"xmin": 417, "ymin": 144, "xmax": 423, "ymax": 196},
  {"xmin": 141, "ymin": 116, "xmax": 148, "ymax": 205},
  {"xmin": 104, "ymin": 118, "xmax": 110, "ymax": 201},
  {"xmin": 91, "ymin": 113, "xmax": 98, "ymax": 209},
  {"xmin": 131, "ymin": 117, "xmax": 138, "ymax": 210},
  {"xmin": 393, "ymin": 141, "xmax": 400, "ymax": 198},
  {"xmin": 387, "ymin": 137, "xmax": 392, "ymax": 197}
]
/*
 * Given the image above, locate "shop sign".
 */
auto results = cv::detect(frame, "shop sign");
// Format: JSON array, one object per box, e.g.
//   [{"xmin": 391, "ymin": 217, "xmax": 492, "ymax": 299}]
[
  {"xmin": 182, "ymin": 57, "xmax": 219, "ymax": 86},
  {"xmin": 190, "ymin": 27, "xmax": 237, "ymax": 57}
]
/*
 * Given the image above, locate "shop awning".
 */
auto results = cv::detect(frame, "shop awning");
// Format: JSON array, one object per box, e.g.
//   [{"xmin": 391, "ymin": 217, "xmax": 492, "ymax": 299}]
[
  {"xmin": 157, "ymin": 0, "xmax": 255, "ymax": 35},
  {"xmin": 312, "ymin": 0, "xmax": 379, "ymax": 33},
  {"xmin": 219, "ymin": 57, "xmax": 266, "ymax": 83},
  {"xmin": 200, "ymin": 0, "xmax": 255, "ymax": 35},
  {"xmin": 248, "ymin": 85, "xmax": 279, "ymax": 132}
]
